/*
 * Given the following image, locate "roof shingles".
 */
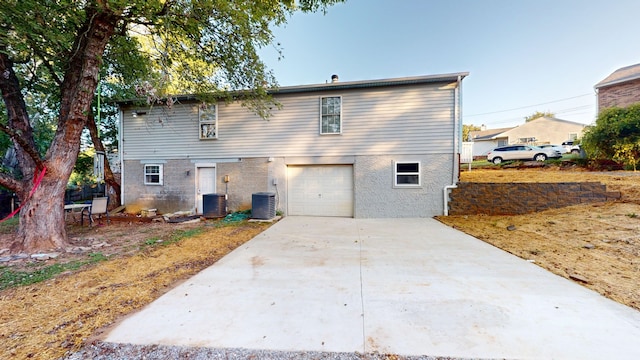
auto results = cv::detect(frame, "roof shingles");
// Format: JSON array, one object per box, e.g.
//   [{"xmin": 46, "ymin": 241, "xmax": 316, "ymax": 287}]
[{"xmin": 595, "ymin": 63, "xmax": 640, "ymax": 89}]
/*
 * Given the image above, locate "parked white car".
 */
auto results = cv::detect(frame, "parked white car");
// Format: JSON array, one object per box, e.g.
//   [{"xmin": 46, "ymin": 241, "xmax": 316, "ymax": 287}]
[
  {"xmin": 487, "ymin": 145, "xmax": 563, "ymax": 164},
  {"xmin": 561, "ymin": 141, "xmax": 582, "ymax": 154},
  {"xmin": 538, "ymin": 144, "xmax": 567, "ymax": 154}
]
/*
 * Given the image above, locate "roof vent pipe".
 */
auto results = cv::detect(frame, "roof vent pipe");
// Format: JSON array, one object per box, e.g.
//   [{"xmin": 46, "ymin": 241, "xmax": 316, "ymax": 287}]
[{"xmin": 331, "ymin": 74, "xmax": 339, "ymax": 83}]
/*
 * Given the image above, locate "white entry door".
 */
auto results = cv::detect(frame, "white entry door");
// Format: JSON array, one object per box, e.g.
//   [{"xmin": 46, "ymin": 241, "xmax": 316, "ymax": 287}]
[
  {"xmin": 288, "ymin": 165, "xmax": 353, "ymax": 217},
  {"xmin": 196, "ymin": 166, "xmax": 216, "ymax": 213}
]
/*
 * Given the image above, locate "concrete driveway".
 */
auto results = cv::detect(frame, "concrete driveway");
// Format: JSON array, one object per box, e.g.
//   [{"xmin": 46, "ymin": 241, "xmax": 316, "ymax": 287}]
[{"xmin": 103, "ymin": 217, "xmax": 640, "ymax": 359}]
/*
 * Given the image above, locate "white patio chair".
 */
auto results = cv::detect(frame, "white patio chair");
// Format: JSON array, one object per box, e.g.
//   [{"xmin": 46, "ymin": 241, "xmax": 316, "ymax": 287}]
[{"xmin": 82, "ymin": 197, "xmax": 110, "ymax": 226}]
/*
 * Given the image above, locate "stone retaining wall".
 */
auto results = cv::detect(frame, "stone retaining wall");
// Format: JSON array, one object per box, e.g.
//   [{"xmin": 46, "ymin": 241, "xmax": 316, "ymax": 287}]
[{"xmin": 447, "ymin": 182, "xmax": 621, "ymax": 215}]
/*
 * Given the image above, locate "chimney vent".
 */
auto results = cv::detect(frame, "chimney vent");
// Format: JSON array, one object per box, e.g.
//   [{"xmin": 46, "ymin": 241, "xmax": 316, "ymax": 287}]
[{"xmin": 331, "ymin": 74, "xmax": 339, "ymax": 83}]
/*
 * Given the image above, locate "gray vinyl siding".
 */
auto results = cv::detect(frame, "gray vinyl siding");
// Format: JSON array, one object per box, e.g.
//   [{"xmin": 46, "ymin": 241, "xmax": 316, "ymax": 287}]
[{"xmin": 122, "ymin": 82, "xmax": 456, "ymax": 160}]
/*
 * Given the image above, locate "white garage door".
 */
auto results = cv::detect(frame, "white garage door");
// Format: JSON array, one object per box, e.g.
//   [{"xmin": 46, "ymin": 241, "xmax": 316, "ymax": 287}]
[{"xmin": 287, "ymin": 165, "xmax": 354, "ymax": 217}]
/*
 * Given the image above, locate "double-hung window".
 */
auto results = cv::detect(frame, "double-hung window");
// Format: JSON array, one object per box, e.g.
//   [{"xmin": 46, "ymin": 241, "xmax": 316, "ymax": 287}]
[
  {"xmin": 320, "ymin": 96, "xmax": 341, "ymax": 134},
  {"xmin": 199, "ymin": 103, "xmax": 217, "ymax": 139},
  {"xmin": 144, "ymin": 164, "xmax": 163, "ymax": 185},
  {"xmin": 394, "ymin": 161, "xmax": 421, "ymax": 187}
]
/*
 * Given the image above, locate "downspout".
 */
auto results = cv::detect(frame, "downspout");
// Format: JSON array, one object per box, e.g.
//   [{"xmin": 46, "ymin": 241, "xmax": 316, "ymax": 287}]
[
  {"xmin": 443, "ymin": 75, "xmax": 463, "ymax": 216},
  {"xmin": 118, "ymin": 108, "xmax": 124, "ymax": 206}
]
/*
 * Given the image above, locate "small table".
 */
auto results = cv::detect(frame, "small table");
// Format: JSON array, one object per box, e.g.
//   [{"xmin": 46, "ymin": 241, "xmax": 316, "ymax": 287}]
[{"xmin": 64, "ymin": 203, "xmax": 92, "ymax": 225}]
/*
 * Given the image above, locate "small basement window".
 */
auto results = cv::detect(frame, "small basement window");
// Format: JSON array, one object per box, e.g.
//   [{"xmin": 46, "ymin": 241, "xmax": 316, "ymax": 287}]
[
  {"xmin": 144, "ymin": 164, "xmax": 163, "ymax": 185},
  {"xmin": 199, "ymin": 103, "xmax": 217, "ymax": 139},
  {"xmin": 394, "ymin": 161, "xmax": 421, "ymax": 187}
]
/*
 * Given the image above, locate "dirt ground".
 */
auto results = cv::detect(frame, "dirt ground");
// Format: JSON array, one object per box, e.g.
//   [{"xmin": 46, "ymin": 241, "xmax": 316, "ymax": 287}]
[
  {"xmin": 437, "ymin": 167, "xmax": 640, "ymax": 312},
  {"xmin": 0, "ymin": 218, "xmax": 272, "ymax": 360},
  {"xmin": 0, "ymin": 215, "xmax": 209, "ymax": 274}
]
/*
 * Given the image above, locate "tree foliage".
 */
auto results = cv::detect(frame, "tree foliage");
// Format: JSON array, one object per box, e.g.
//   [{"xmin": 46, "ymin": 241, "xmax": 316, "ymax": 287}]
[
  {"xmin": 463, "ymin": 124, "xmax": 481, "ymax": 141},
  {"xmin": 0, "ymin": 0, "xmax": 344, "ymax": 251},
  {"xmin": 524, "ymin": 111, "xmax": 555, "ymax": 122},
  {"xmin": 582, "ymin": 103, "xmax": 640, "ymax": 170}
]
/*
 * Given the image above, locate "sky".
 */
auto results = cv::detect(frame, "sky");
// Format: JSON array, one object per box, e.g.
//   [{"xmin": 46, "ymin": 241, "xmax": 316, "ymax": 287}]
[{"xmin": 259, "ymin": 0, "xmax": 640, "ymax": 129}]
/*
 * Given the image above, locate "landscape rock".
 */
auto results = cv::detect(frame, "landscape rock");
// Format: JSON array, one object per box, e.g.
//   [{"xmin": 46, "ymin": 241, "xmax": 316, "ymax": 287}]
[
  {"xmin": 583, "ymin": 244, "xmax": 595, "ymax": 249},
  {"xmin": 163, "ymin": 210, "xmax": 195, "ymax": 219},
  {"xmin": 0, "ymin": 248, "xmax": 9, "ymax": 255},
  {"xmin": 181, "ymin": 218, "xmax": 201, "ymax": 224},
  {"xmin": 91, "ymin": 242, "xmax": 111, "ymax": 249},
  {"xmin": 31, "ymin": 253, "xmax": 61, "ymax": 261},
  {"xmin": 506, "ymin": 225, "xmax": 517, "ymax": 231},
  {"xmin": 68, "ymin": 246, "xmax": 93, "ymax": 254},
  {"xmin": 0, "ymin": 253, "xmax": 29, "ymax": 262}
]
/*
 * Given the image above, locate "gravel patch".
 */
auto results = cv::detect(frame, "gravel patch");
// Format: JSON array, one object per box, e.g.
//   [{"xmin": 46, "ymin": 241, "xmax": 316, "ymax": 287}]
[{"xmin": 62, "ymin": 341, "xmax": 486, "ymax": 360}]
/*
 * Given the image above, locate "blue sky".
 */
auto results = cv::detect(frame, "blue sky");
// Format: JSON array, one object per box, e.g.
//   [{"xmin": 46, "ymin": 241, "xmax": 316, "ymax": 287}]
[{"xmin": 260, "ymin": 0, "xmax": 640, "ymax": 129}]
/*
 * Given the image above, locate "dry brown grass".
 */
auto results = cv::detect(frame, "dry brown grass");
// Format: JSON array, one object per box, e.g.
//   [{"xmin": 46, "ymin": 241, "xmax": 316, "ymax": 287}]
[
  {"xmin": 437, "ymin": 168, "xmax": 640, "ymax": 311},
  {"xmin": 459, "ymin": 167, "xmax": 640, "ymax": 201},
  {"xmin": 0, "ymin": 222, "xmax": 270, "ymax": 360}
]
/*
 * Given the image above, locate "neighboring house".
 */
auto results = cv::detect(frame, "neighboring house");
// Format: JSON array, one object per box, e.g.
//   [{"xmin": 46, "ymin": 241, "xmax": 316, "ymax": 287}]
[
  {"xmin": 468, "ymin": 126, "xmax": 515, "ymax": 158},
  {"xmin": 595, "ymin": 62, "xmax": 640, "ymax": 111},
  {"xmin": 117, "ymin": 72, "xmax": 468, "ymax": 218},
  {"xmin": 469, "ymin": 117, "xmax": 586, "ymax": 157}
]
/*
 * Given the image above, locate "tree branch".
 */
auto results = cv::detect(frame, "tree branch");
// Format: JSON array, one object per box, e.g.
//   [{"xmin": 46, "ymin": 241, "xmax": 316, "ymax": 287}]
[
  {"xmin": 0, "ymin": 123, "xmax": 44, "ymax": 169},
  {"xmin": 0, "ymin": 50, "xmax": 41, "ymax": 175},
  {"xmin": 0, "ymin": 171, "xmax": 24, "ymax": 195}
]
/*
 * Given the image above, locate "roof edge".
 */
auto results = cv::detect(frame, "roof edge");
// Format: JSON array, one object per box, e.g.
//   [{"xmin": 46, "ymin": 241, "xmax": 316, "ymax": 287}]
[
  {"xmin": 117, "ymin": 72, "xmax": 469, "ymax": 105},
  {"xmin": 595, "ymin": 74, "xmax": 640, "ymax": 89}
]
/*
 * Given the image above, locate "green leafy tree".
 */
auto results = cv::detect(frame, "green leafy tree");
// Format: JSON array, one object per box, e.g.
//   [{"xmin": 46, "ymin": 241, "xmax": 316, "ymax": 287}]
[
  {"xmin": 0, "ymin": 0, "xmax": 343, "ymax": 252},
  {"xmin": 581, "ymin": 103, "xmax": 640, "ymax": 170},
  {"xmin": 463, "ymin": 124, "xmax": 481, "ymax": 141},
  {"xmin": 613, "ymin": 143, "xmax": 640, "ymax": 171},
  {"xmin": 524, "ymin": 111, "xmax": 555, "ymax": 122}
]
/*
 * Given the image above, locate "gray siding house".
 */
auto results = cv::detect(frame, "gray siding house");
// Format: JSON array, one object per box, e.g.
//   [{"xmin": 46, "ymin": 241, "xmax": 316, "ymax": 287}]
[{"xmin": 118, "ymin": 72, "xmax": 468, "ymax": 218}]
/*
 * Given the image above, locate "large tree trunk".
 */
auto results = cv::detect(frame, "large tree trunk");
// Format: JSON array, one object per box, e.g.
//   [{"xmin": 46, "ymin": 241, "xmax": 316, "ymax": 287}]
[
  {"xmin": 5, "ymin": 9, "xmax": 118, "ymax": 253},
  {"xmin": 11, "ymin": 175, "xmax": 69, "ymax": 252}
]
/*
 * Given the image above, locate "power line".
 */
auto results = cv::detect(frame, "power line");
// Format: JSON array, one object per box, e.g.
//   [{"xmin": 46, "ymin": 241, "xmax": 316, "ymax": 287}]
[
  {"xmin": 480, "ymin": 105, "xmax": 595, "ymax": 126},
  {"xmin": 466, "ymin": 93, "xmax": 593, "ymax": 117},
  {"xmin": 554, "ymin": 105, "xmax": 594, "ymax": 114},
  {"xmin": 466, "ymin": 103, "xmax": 594, "ymax": 126}
]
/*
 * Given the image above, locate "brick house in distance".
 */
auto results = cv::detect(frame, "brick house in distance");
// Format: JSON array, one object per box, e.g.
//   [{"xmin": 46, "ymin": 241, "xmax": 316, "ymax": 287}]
[{"xmin": 595, "ymin": 62, "xmax": 640, "ymax": 111}]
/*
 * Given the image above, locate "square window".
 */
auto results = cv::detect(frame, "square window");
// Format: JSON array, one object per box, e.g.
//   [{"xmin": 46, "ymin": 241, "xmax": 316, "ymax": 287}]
[
  {"xmin": 320, "ymin": 96, "xmax": 341, "ymax": 134},
  {"xmin": 199, "ymin": 103, "xmax": 217, "ymax": 139},
  {"xmin": 144, "ymin": 164, "xmax": 163, "ymax": 185},
  {"xmin": 394, "ymin": 161, "xmax": 421, "ymax": 187}
]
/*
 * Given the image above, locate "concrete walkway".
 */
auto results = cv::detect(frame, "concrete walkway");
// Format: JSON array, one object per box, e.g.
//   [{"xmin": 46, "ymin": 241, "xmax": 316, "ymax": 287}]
[{"xmin": 104, "ymin": 217, "xmax": 640, "ymax": 359}]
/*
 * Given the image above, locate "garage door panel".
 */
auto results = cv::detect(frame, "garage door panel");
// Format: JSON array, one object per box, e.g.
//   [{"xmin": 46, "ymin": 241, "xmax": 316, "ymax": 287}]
[{"xmin": 288, "ymin": 165, "xmax": 353, "ymax": 217}]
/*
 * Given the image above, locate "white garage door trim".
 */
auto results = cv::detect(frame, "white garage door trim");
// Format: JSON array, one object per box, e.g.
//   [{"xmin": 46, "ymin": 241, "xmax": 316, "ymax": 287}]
[{"xmin": 287, "ymin": 165, "xmax": 354, "ymax": 217}]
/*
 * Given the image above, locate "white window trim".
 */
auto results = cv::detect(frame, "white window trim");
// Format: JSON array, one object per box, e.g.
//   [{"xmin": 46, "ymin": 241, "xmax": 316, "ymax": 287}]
[
  {"xmin": 393, "ymin": 161, "xmax": 421, "ymax": 188},
  {"xmin": 199, "ymin": 103, "xmax": 218, "ymax": 140},
  {"xmin": 144, "ymin": 164, "xmax": 164, "ymax": 185},
  {"xmin": 319, "ymin": 96, "xmax": 342, "ymax": 135}
]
